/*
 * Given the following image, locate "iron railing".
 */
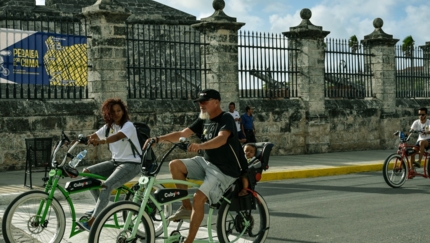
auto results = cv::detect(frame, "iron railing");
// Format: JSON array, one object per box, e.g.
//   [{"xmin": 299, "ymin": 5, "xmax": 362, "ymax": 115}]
[
  {"xmin": 324, "ymin": 38, "xmax": 373, "ymax": 99},
  {"xmin": 0, "ymin": 11, "xmax": 89, "ymax": 99},
  {"xmin": 395, "ymin": 45, "xmax": 430, "ymax": 98},
  {"xmin": 238, "ymin": 31, "xmax": 298, "ymax": 99},
  {"xmin": 126, "ymin": 24, "xmax": 209, "ymax": 100}
]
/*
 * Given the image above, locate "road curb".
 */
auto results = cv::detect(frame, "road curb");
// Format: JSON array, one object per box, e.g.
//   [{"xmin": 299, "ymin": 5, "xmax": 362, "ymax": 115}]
[
  {"xmin": 124, "ymin": 163, "xmax": 384, "ymax": 189},
  {"xmin": 260, "ymin": 163, "xmax": 383, "ymax": 181}
]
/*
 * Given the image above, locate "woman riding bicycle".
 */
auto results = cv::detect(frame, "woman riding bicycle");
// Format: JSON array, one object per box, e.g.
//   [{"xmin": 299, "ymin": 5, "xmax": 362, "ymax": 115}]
[
  {"xmin": 143, "ymin": 89, "xmax": 248, "ymax": 243},
  {"xmin": 77, "ymin": 98, "xmax": 142, "ymax": 231}
]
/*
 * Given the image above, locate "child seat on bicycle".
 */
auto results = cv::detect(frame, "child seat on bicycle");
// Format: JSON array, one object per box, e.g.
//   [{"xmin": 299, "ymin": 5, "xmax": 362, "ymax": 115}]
[{"xmin": 230, "ymin": 142, "xmax": 274, "ymax": 211}]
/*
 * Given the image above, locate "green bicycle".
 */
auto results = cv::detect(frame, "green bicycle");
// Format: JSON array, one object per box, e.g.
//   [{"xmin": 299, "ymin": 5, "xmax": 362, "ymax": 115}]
[
  {"xmin": 2, "ymin": 131, "xmax": 171, "ymax": 243},
  {"xmin": 89, "ymin": 138, "xmax": 274, "ymax": 243}
]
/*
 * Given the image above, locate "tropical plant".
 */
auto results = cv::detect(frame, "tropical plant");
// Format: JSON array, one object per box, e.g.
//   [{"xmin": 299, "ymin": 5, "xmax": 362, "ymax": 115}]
[
  {"xmin": 402, "ymin": 35, "xmax": 415, "ymax": 57},
  {"xmin": 348, "ymin": 35, "xmax": 359, "ymax": 53},
  {"xmin": 401, "ymin": 35, "xmax": 415, "ymax": 97}
]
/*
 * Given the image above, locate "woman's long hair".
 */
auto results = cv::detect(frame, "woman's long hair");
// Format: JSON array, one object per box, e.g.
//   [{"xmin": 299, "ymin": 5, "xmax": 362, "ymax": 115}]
[{"xmin": 101, "ymin": 98, "xmax": 130, "ymax": 128}]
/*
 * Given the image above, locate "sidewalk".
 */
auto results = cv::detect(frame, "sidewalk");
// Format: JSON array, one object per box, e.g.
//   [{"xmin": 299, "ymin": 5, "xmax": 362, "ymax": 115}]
[{"xmin": 0, "ymin": 150, "xmax": 391, "ymax": 205}]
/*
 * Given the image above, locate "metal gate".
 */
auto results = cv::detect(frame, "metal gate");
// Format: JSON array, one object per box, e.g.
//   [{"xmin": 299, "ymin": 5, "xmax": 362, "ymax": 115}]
[{"xmin": 126, "ymin": 23, "xmax": 209, "ymax": 100}]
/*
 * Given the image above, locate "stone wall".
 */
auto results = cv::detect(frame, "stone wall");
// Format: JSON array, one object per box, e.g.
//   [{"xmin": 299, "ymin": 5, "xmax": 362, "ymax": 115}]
[
  {"xmin": 0, "ymin": 95, "xmax": 428, "ymax": 171},
  {"xmin": 0, "ymin": 100, "xmax": 100, "ymax": 171},
  {"xmin": 1, "ymin": 1, "xmax": 430, "ymax": 172}
]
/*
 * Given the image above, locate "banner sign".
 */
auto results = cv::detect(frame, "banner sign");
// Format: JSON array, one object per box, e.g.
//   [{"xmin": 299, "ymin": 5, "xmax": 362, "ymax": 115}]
[{"xmin": 0, "ymin": 28, "xmax": 87, "ymax": 86}]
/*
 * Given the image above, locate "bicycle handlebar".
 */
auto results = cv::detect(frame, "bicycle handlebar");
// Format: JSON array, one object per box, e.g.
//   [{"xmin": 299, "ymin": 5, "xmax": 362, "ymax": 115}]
[
  {"xmin": 394, "ymin": 130, "xmax": 420, "ymax": 143},
  {"xmin": 141, "ymin": 137, "xmax": 190, "ymax": 176},
  {"xmin": 52, "ymin": 131, "xmax": 89, "ymax": 168}
]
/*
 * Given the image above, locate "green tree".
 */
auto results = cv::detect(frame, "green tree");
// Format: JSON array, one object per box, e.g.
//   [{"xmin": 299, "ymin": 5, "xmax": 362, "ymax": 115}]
[
  {"xmin": 348, "ymin": 35, "xmax": 359, "ymax": 53},
  {"xmin": 402, "ymin": 35, "xmax": 415, "ymax": 97},
  {"xmin": 348, "ymin": 35, "xmax": 361, "ymax": 72},
  {"xmin": 402, "ymin": 35, "xmax": 414, "ymax": 57}
]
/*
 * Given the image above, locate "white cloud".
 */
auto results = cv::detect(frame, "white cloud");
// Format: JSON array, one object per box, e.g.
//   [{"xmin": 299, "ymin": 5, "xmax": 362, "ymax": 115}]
[
  {"xmin": 29, "ymin": 0, "xmax": 430, "ymax": 45},
  {"xmin": 267, "ymin": 0, "xmax": 430, "ymax": 45}
]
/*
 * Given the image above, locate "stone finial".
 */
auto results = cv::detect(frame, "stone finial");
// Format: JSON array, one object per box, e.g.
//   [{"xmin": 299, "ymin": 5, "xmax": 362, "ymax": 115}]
[
  {"xmin": 300, "ymin": 8, "xmax": 312, "ymax": 20},
  {"xmin": 373, "ymin": 18, "xmax": 383, "ymax": 29},
  {"xmin": 282, "ymin": 8, "xmax": 330, "ymax": 39},
  {"xmin": 362, "ymin": 17, "xmax": 398, "ymax": 45},
  {"xmin": 363, "ymin": 18, "xmax": 393, "ymax": 40},
  {"xmin": 213, "ymin": 0, "xmax": 225, "ymax": 11},
  {"xmin": 201, "ymin": 0, "xmax": 236, "ymax": 22}
]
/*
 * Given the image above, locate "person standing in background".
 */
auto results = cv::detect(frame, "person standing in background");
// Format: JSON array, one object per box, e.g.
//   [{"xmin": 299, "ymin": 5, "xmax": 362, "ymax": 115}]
[
  {"xmin": 228, "ymin": 102, "xmax": 246, "ymax": 143},
  {"xmin": 241, "ymin": 105, "xmax": 256, "ymax": 143}
]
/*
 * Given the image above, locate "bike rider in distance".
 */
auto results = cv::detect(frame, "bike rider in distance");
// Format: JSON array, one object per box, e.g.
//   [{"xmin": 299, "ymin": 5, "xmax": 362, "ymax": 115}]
[
  {"xmin": 408, "ymin": 107, "xmax": 430, "ymax": 169},
  {"xmin": 143, "ymin": 89, "xmax": 248, "ymax": 243}
]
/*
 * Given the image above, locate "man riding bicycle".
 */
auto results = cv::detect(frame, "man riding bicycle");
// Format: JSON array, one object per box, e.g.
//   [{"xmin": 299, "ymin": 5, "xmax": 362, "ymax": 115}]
[
  {"xmin": 143, "ymin": 89, "xmax": 248, "ymax": 243},
  {"xmin": 409, "ymin": 107, "xmax": 430, "ymax": 168}
]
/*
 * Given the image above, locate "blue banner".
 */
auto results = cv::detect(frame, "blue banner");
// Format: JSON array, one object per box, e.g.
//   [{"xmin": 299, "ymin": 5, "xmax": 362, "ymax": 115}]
[{"xmin": 0, "ymin": 28, "xmax": 87, "ymax": 86}]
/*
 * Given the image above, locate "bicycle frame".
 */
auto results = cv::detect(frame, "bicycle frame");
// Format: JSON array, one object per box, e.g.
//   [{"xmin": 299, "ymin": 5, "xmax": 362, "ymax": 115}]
[
  {"xmin": 396, "ymin": 131, "xmax": 430, "ymax": 179},
  {"xmin": 117, "ymin": 141, "xmax": 255, "ymax": 243},
  {"xmin": 35, "ymin": 132, "xmax": 134, "ymax": 238},
  {"xmin": 41, "ymin": 170, "xmax": 133, "ymax": 237}
]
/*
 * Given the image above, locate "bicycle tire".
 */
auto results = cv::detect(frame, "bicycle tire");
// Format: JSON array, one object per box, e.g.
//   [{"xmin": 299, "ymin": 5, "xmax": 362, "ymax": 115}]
[
  {"xmin": 2, "ymin": 191, "xmax": 66, "ymax": 243},
  {"xmin": 217, "ymin": 191, "xmax": 270, "ymax": 243},
  {"xmin": 383, "ymin": 154, "xmax": 407, "ymax": 188},
  {"xmin": 125, "ymin": 183, "xmax": 172, "ymax": 238},
  {"xmin": 88, "ymin": 201, "xmax": 154, "ymax": 243}
]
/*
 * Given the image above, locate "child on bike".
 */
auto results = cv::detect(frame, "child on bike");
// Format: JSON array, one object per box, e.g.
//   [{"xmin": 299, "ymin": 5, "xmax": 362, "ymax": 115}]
[
  {"xmin": 76, "ymin": 98, "xmax": 142, "ymax": 231},
  {"xmin": 239, "ymin": 143, "xmax": 260, "ymax": 196}
]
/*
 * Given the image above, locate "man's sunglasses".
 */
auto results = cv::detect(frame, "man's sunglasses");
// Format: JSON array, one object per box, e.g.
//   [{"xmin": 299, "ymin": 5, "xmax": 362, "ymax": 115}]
[{"xmin": 419, "ymin": 114, "xmax": 427, "ymax": 116}]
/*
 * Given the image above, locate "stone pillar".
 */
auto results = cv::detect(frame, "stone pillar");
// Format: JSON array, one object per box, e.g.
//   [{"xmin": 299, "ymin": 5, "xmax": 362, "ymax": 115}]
[
  {"xmin": 82, "ymin": 0, "xmax": 131, "ymax": 103},
  {"xmin": 420, "ymin": 42, "xmax": 430, "ymax": 71},
  {"xmin": 283, "ymin": 8, "xmax": 330, "ymax": 153},
  {"xmin": 191, "ymin": 0, "xmax": 245, "ymax": 110},
  {"xmin": 361, "ymin": 18, "xmax": 398, "ymax": 114}
]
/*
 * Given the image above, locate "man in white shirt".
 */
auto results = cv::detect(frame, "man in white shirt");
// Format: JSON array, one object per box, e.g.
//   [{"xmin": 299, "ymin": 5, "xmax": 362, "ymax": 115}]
[
  {"xmin": 410, "ymin": 107, "xmax": 430, "ymax": 168},
  {"xmin": 228, "ymin": 102, "xmax": 246, "ymax": 143}
]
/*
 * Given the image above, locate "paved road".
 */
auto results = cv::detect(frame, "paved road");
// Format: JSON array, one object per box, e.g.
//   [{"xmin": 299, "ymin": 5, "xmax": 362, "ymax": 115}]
[
  {"xmin": 4, "ymin": 171, "xmax": 430, "ymax": 243},
  {"xmin": 0, "ymin": 149, "xmax": 394, "ymax": 242},
  {"xmin": 257, "ymin": 172, "xmax": 430, "ymax": 243}
]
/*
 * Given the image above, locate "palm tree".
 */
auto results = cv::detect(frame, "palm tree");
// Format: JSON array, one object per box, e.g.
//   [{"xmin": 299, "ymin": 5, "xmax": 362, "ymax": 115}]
[
  {"xmin": 348, "ymin": 35, "xmax": 361, "ymax": 73},
  {"xmin": 402, "ymin": 35, "xmax": 414, "ymax": 57},
  {"xmin": 402, "ymin": 35, "xmax": 415, "ymax": 97},
  {"xmin": 348, "ymin": 35, "xmax": 359, "ymax": 54}
]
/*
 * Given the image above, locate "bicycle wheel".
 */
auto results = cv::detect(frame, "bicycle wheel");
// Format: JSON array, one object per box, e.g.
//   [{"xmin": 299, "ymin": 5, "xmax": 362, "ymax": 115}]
[
  {"xmin": 383, "ymin": 154, "xmax": 407, "ymax": 188},
  {"xmin": 2, "ymin": 191, "xmax": 66, "ymax": 243},
  {"xmin": 89, "ymin": 201, "xmax": 154, "ymax": 243},
  {"xmin": 125, "ymin": 183, "xmax": 172, "ymax": 237},
  {"xmin": 217, "ymin": 191, "xmax": 270, "ymax": 243}
]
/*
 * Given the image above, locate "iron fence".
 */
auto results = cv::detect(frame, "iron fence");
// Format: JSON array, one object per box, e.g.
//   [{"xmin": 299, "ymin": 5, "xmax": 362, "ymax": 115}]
[
  {"xmin": 395, "ymin": 45, "xmax": 430, "ymax": 98},
  {"xmin": 0, "ymin": 11, "xmax": 89, "ymax": 99},
  {"xmin": 238, "ymin": 31, "xmax": 298, "ymax": 99},
  {"xmin": 324, "ymin": 38, "xmax": 373, "ymax": 99},
  {"xmin": 126, "ymin": 24, "xmax": 209, "ymax": 100}
]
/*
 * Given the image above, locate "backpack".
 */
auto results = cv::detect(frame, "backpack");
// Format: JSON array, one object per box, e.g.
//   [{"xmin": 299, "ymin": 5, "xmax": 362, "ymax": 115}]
[{"xmin": 105, "ymin": 122, "xmax": 156, "ymax": 163}]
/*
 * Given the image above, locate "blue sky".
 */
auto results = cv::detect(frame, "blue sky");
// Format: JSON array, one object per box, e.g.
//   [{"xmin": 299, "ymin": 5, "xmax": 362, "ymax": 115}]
[{"xmin": 35, "ymin": 0, "xmax": 430, "ymax": 45}]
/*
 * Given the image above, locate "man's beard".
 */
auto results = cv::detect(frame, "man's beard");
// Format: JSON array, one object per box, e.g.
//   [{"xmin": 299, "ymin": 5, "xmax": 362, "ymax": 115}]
[{"xmin": 199, "ymin": 111, "xmax": 210, "ymax": 120}]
